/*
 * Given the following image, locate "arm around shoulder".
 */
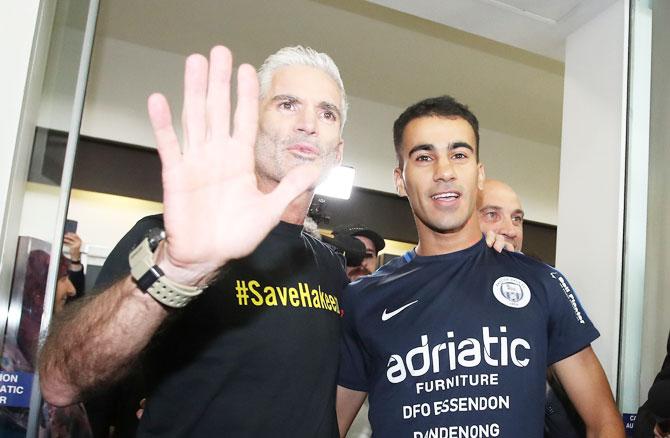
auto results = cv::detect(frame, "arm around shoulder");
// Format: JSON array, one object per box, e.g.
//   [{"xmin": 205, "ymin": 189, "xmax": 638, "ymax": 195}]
[{"xmin": 552, "ymin": 346, "xmax": 624, "ymax": 438}]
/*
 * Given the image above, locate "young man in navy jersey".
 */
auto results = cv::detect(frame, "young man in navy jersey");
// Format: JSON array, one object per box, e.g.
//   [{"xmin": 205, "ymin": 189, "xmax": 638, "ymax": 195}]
[{"xmin": 336, "ymin": 96, "xmax": 624, "ymax": 437}]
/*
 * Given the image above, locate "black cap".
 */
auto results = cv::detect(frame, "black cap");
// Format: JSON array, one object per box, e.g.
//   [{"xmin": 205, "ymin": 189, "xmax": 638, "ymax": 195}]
[{"xmin": 333, "ymin": 224, "xmax": 386, "ymax": 253}]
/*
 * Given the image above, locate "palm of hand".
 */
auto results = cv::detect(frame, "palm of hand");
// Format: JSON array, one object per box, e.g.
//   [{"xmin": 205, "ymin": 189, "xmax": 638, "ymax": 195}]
[{"xmin": 148, "ymin": 46, "xmax": 318, "ymax": 284}]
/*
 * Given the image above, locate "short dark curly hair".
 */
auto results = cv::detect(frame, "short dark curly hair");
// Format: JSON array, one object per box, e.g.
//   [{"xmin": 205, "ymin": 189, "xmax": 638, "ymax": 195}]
[{"xmin": 393, "ymin": 95, "xmax": 480, "ymax": 166}]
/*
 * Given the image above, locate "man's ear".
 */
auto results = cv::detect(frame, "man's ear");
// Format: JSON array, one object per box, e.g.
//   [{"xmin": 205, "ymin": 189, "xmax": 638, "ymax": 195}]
[
  {"xmin": 477, "ymin": 163, "xmax": 485, "ymax": 191},
  {"xmin": 394, "ymin": 167, "xmax": 407, "ymax": 197},
  {"xmin": 335, "ymin": 139, "xmax": 344, "ymax": 165}
]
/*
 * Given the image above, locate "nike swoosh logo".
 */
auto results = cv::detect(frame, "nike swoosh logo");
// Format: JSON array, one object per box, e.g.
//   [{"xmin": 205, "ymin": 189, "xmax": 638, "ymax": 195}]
[{"xmin": 382, "ymin": 300, "xmax": 419, "ymax": 321}]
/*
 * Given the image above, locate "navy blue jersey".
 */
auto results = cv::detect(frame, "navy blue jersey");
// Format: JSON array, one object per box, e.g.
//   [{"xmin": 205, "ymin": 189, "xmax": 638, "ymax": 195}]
[{"xmin": 339, "ymin": 238, "xmax": 599, "ymax": 438}]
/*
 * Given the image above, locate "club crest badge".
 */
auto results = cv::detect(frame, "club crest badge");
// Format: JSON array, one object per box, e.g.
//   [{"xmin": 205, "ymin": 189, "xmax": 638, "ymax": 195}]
[{"xmin": 492, "ymin": 276, "xmax": 531, "ymax": 308}]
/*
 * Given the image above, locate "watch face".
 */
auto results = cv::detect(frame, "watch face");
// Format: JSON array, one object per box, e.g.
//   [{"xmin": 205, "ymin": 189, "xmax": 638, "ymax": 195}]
[{"xmin": 146, "ymin": 227, "xmax": 166, "ymax": 251}]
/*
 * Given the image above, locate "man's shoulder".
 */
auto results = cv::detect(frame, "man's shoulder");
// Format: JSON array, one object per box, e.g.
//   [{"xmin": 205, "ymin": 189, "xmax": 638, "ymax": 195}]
[
  {"xmin": 303, "ymin": 232, "xmax": 347, "ymax": 270},
  {"xmin": 345, "ymin": 254, "xmax": 410, "ymax": 295},
  {"xmin": 93, "ymin": 214, "xmax": 164, "ymax": 290},
  {"xmin": 482, "ymin": 249, "xmax": 580, "ymax": 301},
  {"xmin": 135, "ymin": 214, "xmax": 164, "ymax": 230},
  {"xmin": 490, "ymin": 249, "xmax": 559, "ymax": 278},
  {"xmin": 111, "ymin": 214, "xmax": 165, "ymax": 256}
]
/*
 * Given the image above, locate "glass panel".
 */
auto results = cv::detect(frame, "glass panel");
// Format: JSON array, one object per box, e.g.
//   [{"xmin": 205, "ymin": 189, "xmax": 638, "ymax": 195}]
[
  {"xmin": 618, "ymin": 0, "xmax": 652, "ymax": 417},
  {"xmin": 0, "ymin": 0, "xmax": 96, "ymax": 436},
  {"xmin": 633, "ymin": 0, "xmax": 670, "ymax": 435}
]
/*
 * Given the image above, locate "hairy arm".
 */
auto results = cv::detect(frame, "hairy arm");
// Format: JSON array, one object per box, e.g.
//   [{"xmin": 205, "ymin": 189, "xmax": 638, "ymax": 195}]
[
  {"xmin": 553, "ymin": 347, "xmax": 624, "ymax": 438},
  {"xmin": 336, "ymin": 385, "xmax": 367, "ymax": 438},
  {"xmin": 39, "ymin": 276, "xmax": 167, "ymax": 406}
]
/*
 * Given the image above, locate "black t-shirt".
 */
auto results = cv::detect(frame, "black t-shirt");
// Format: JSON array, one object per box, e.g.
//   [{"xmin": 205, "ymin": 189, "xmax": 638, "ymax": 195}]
[{"xmin": 96, "ymin": 215, "xmax": 348, "ymax": 437}]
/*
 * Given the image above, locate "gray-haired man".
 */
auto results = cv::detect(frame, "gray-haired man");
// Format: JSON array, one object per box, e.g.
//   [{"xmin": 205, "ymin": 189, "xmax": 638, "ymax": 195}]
[{"xmin": 39, "ymin": 45, "xmax": 349, "ymax": 437}]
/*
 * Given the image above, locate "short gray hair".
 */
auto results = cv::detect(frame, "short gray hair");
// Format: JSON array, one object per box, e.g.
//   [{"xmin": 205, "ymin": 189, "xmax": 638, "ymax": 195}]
[{"xmin": 258, "ymin": 46, "xmax": 348, "ymax": 131}]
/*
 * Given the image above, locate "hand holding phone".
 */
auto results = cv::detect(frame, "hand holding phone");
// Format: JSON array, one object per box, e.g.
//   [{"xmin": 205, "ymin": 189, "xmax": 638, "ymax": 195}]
[{"xmin": 64, "ymin": 219, "xmax": 78, "ymax": 234}]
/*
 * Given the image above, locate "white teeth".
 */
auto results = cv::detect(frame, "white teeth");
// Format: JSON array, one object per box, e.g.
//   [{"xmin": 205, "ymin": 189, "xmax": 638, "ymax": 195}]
[{"xmin": 432, "ymin": 192, "xmax": 459, "ymax": 200}]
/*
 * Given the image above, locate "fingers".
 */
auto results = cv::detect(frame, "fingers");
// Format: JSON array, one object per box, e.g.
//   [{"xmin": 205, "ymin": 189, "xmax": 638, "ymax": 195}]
[
  {"xmin": 232, "ymin": 64, "xmax": 259, "ymax": 172},
  {"xmin": 206, "ymin": 46, "xmax": 232, "ymax": 140},
  {"xmin": 266, "ymin": 163, "xmax": 320, "ymax": 216},
  {"xmin": 485, "ymin": 230, "xmax": 495, "ymax": 248},
  {"xmin": 485, "ymin": 231, "xmax": 515, "ymax": 253},
  {"xmin": 136, "ymin": 398, "xmax": 146, "ymax": 419},
  {"xmin": 148, "ymin": 93, "xmax": 181, "ymax": 169},
  {"xmin": 181, "ymin": 54, "xmax": 209, "ymax": 151},
  {"xmin": 491, "ymin": 239, "xmax": 513, "ymax": 253}
]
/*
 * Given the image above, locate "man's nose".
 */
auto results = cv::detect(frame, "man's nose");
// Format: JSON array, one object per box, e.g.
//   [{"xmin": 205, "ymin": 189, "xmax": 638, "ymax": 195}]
[
  {"xmin": 295, "ymin": 108, "xmax": 317, "ymax": 136},
  {"xmin": 500, "ymin": 217, "xmax": 518, "ymax": 238},
  {"xmin": 433, "ymin": 156, "xmax": 455, "ymax": 182}
]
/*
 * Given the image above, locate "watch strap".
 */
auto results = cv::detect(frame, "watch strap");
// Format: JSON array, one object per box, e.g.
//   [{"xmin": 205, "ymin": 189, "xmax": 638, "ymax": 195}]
[{"xmin": 129, "ymin": 237, "xmax": 203, "ymax": 308}]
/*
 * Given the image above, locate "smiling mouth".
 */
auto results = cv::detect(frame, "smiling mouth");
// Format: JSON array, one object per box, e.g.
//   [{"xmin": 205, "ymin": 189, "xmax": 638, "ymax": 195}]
[{"xmin": 431, "ymin": 191, "xmax": 461, "ymax": 201}]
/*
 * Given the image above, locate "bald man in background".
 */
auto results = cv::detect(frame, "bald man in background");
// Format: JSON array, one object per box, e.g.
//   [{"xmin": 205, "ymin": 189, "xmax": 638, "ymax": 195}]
[
  {"xmin": 477, "ymin": 179, "xmax": 525, "ymax": 252},
  {"xmin": 476, "ymin": 179, "xmax": 587, "ymax": 438}
]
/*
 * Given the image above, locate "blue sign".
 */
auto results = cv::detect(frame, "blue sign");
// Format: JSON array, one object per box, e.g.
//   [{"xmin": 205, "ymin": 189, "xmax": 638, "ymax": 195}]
[
  {"xmin": 0, "ymin": 371, "xmax": 34, "ymax": 408},
  {"xmin": 623, "ymin": 413, "xmax": 637, "ymax": 436}
]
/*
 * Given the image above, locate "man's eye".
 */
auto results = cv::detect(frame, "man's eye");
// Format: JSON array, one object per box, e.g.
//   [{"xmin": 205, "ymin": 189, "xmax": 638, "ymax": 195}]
[
  {"xmin": 322, "ymin": 111, "xmax": 337, "ymax": 121},
  {"xmin": 452, "ymin": 152, "xmax": 467, "ymax": 160},
  {"xmin": 512, "ymin": 216, "xmax": 524, "ymax": 224},
  {"xmin": 484, "ymin": 211, "xmax": 498, "ymax": 220},
  {"xmin": 416, "ymin": 155, "xmax": 431, "ymax": 161},
  {"xmin": 280, "ymin": 101, "xmax": 295, "ymax": 111}
]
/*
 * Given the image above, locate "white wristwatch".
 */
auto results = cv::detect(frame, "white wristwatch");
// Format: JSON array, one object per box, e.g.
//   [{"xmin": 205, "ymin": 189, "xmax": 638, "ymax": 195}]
[{"xmin": 129, "ymin": 228, "xmax": 204, "ymax": 308}]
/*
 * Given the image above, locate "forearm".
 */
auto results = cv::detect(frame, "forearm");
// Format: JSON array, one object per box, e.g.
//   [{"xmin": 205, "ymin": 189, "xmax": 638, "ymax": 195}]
[
  {"xmin": 586, "ymin": 418, "xmax": 625, "ymax": 438},
  {"xmin": 336, "ymin": 385, "xmax": 367, "ymax": 438},
  {"xmin": 39, "ymin": 276, "xmax": 168, "ymax": 406},
  {"xmin": 553, "ymin": 348, "xmax": 625, "ymax": 438}
]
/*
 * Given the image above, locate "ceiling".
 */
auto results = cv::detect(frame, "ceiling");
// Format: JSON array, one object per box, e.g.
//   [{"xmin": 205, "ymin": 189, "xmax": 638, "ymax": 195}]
[
  {"xmin": 368, "ymin": 0, "xmax": 620, "ymax": 60},
  {"xmin": 91, "ymin": 0, "xmax": 617, "ymax": 147}
]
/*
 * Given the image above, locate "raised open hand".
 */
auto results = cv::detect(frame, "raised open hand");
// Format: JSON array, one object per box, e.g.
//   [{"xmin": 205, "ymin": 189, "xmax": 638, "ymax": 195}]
[{"xmin": 147, "ymin": 46, "xmax": 319, "ymax": 286}]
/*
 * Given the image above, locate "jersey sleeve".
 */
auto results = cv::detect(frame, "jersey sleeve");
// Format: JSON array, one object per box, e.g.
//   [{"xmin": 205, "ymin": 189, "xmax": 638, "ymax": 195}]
[
  {"xmin": 545, "ymin": 269, "xmax": 600, "ymax": 365},
  {"xmin": 338, "ymin": 286, "xmax": 371, "ymax": 392},
  {"xmin": 93, "ymin": 214, "xmax": 164, "ymax": 291}
]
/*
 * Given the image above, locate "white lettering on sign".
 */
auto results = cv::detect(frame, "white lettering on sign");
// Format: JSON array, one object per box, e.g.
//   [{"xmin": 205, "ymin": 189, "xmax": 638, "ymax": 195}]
[
  {"xmin": 0, "ymin": 374, "xmax": 18, "ymax": 383},
  {"xmin": 0, "ymin": 385, "xmax": 24, "ymax": 394}
]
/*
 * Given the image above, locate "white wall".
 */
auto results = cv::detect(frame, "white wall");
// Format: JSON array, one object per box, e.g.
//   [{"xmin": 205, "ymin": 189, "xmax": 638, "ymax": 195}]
[
  {"xmin": 37, "ymin": 35, "xmax": 561, "ymax": 225},
  {"xmin": 556, "ymin": 0, "xmax": 627, "ymax": 390},
  {"xmin": 0, "ymin": 1, "xmax": 41, "ymax": 214},
  {"xmin": 20, "ymin": 183, "xmax": 162, "ymax": 264},
  {"xmin": 479, "ymin": 129, "xmax": 559, "ymax": 225}
]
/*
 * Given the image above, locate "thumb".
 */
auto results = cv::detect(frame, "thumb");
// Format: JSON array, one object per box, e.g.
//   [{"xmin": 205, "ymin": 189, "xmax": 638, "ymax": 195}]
[{"xmin": 266, "ymin": 163, "xmax": 321, "ymax": 213}]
